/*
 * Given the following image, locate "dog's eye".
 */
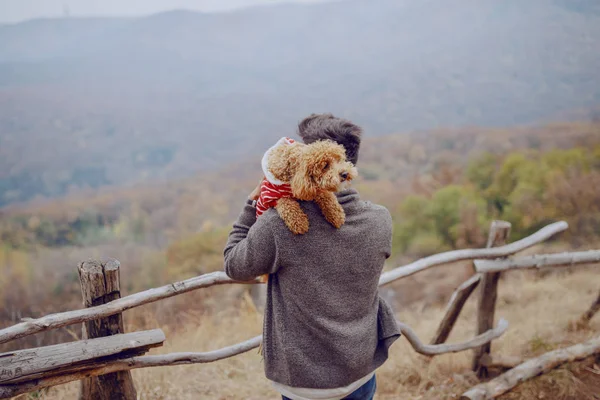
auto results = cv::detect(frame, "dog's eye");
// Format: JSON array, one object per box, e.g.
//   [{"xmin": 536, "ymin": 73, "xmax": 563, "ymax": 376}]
[{"xmin": 323, "ymin": 162, "xmax": 329, "ymax": 171}]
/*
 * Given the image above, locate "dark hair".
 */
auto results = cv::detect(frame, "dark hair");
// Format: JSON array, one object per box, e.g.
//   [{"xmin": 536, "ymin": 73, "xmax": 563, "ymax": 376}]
[{"xmin": 297, "ymin": 113, "xmax": 362, "ymax": 165}]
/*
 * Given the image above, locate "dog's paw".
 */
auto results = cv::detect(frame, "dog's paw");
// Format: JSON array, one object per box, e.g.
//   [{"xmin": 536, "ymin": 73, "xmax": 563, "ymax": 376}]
[
  {"xmin": 328, "ymin": 213, "xmax": 345, "ymax": 229},
  {"xmin": 323, "ymin": 202, "xmax": 345, "ymax": 229},
  {"xmin": 276, "ymin": 198, "xmax": 310, "ymax": 235},
  {"xmin": 288, "ymin": 215, "xmax": 310, "ymax": 235}
]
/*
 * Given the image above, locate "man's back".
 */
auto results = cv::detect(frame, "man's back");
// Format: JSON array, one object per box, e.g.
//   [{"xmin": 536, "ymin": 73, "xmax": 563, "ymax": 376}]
[{"xmin": 224, "ymin": 188, "xmax": 400, "ymax": 390}]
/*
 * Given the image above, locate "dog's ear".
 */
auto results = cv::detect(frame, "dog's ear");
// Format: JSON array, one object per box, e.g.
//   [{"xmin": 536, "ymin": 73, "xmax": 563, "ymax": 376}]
[
  {"xmin": 267, "ymin": 143, "xmax": 303, "ymax": 182},
  {"xmin": 291, "ymin": 158, "xmax": 318, "ymax": 201}
]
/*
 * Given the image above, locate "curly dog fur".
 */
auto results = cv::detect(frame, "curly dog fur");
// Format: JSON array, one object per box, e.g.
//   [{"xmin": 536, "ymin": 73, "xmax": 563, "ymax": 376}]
[
  {"xmin": 256, "ymin": 138, "xmax": 357, "ymax": 283},
  {"xmin": 267, "ymin": 139, "xmax": 357, "ymax": 235}
]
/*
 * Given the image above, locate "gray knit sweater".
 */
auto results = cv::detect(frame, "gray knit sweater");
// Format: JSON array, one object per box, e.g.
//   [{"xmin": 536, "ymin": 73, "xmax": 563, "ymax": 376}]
[{"xmin": 224, "ymin": 188, "xmax": 401, "ymax": 389}]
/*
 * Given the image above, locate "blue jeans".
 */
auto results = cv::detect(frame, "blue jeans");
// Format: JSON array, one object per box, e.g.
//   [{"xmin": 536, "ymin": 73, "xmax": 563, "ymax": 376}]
[{"xmin": 282, "ymin": 375, "xmax": 377, "ymax": 400}]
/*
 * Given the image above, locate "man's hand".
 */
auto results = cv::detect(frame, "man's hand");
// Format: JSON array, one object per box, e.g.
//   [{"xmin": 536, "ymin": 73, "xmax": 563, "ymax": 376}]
[{"xmin": 249, "ymin": 177, "xmax": 264, "ymax": 200}]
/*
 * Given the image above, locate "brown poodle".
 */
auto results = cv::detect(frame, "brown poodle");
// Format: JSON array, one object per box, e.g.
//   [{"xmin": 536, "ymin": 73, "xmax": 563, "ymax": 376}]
[{"xmin": 257, "ymin": 137, "xmax": 358, "ymax": 235}]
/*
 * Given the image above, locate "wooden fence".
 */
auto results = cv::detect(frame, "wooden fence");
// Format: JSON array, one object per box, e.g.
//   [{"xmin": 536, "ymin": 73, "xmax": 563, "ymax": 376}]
[{"xmin": 1, "ymin": 220, "xmax": 599, "ymax": 400}]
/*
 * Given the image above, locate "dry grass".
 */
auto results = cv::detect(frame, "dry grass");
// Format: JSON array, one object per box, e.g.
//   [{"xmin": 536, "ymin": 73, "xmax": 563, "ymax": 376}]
[{"xmin": 14, "ymin": 265, "xmax": 600, "ymax": 400}]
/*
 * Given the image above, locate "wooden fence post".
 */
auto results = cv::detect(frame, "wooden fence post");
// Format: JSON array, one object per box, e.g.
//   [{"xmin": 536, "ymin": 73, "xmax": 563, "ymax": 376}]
[
  {"xmin": 472, "ymin": 220, "xmax": 512, "ymax": 378},
  {"xmin": 430, "ymin": 273, "xmax": 482, "ymax": 345},
  {"xmin": 78, "ymin": 259, "xmax": 137, "ymax": 400},
  {"xmin": 573, "ymin": 289, "xmax": 600, "ymax": 329},
  {"xmin": 580, "ymin": 290, "xmax": 600, "ymax": 323}
]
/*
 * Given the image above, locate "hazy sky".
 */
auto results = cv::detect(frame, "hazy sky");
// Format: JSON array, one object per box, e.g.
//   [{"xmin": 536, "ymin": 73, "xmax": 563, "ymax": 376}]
[{"xmin": 0, "ymin": 0, "xmax": 333, "ymax": 23}]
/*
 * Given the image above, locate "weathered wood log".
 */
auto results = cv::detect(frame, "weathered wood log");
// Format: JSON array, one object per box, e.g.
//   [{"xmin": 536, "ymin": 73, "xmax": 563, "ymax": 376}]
[
  {"xmin": 78, "ymin": 259, "xmax": 137, "ymax": 400},
  {"xmin": 474, "ymin": 250, "xmax": 600, "ymax": 273},
  {"xmin": 430, "ymin": 273, "xmax": 482, "ymax": 345},
  {"xmin": 0, "ymin": 221, "xmax": 568, "ymax": 346},
  {"xmin": 0, "ymin": 334, "xmax": 260, "ymax": 399},
  {"xmin": 0, "ymin": 329, "xmax": 165, "ymax": 384},
  {"xmin": 461, "ymin": 335, "xmax": 600, "ymax": 400},
  {"xmin": 472, "ymin": 220, "xmax": 511, "ymax": 378},
  {"xmin": 0, "ymin": 319, "xmax": 510, "ymax": 399}
]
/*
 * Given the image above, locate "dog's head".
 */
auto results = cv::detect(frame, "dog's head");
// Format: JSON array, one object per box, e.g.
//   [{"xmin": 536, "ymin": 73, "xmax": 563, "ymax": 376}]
[{"xmin": 290, "ymin": 140, "xmax": 358, "ymax": 201}]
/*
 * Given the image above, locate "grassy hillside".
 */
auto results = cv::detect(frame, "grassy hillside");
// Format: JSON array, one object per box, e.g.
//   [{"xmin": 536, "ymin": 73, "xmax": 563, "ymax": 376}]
[
  {"xmin": 17, "ymin": 260, "xmax": 600, "ymax": 400},
  {"xmin": 1, "ymin": 0, "xmax": 600, "ymax": 205}
]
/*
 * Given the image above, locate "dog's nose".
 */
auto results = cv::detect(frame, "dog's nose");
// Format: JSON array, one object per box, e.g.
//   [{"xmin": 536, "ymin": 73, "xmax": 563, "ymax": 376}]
[{"xmin": 340, "ymin": 171, "xmax": 349, "ymax": 181}]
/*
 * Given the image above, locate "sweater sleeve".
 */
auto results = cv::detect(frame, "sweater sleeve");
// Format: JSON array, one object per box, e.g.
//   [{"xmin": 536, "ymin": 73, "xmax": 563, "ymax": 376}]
[
  {"xmin": 223, "ymin": 199, "xmax": 279, "ymax": 281},
  {"xmin": 381, "ymin": 207, "xmax": 393, "ymax": 260}
]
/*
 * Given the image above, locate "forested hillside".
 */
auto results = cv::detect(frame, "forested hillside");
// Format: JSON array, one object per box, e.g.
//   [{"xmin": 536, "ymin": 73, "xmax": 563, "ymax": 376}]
[
  {"xmin": 1, "ymin": 0, "xmax": 600, "ymax": 205},
  {"xmin": 2, "ymin": 121, "xmax": 598, "ymax": 254}
]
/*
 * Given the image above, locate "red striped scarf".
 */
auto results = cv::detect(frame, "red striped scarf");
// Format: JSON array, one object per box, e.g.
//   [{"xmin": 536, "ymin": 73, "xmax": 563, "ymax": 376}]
[
  {"xmin": 256, "ymin": 178, "xmax": 293, "ymax": 217},
  {"xmin": 256, "ymin": 137, "xmax": 297, "ymax": 217}
]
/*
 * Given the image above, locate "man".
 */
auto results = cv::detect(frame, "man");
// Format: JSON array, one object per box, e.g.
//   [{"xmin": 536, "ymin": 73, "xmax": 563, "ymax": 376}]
[{"xmin": 224, "ymin": 113, "xmax": 400, "ymax": 400}]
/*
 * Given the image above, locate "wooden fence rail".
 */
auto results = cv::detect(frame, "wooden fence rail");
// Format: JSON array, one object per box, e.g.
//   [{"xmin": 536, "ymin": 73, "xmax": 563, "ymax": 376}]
[
  {"xmin": 0, "ymin": 335, "xmax": 258, "ymax": 399},
  {"xmin": 0, "ymin": 272, "xmax": 249, "ymax": 346},
  {"xmin": 430, "ymin": 273, "xmax": 483, "ymax": 345},
  {"xmin": 0, "ymin": 221, "xmax": 569, "ymax": 346},
  {"xmin": 0, "ymin": 320, "xmax": 511, "ymax": 399},
  {"xmin": 0, "ymin": 330, "xmax": 165, "ymax": 385},
  {"xmin": 378, "ymin": 221, "xmax": 568, "ymax": 285},
  {"xmin": 2, "ymin": 219, "xmax": 600, "ymax": 400},
  {"xmin": 474, "ymin": 250, "xmax": 600, "ymax": 273}
]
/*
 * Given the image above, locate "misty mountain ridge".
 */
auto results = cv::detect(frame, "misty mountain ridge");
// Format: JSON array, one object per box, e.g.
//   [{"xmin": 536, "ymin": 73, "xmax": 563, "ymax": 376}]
[{"xmin": 0, "ymin": 0, "xmax": 599, "ymax": 206}]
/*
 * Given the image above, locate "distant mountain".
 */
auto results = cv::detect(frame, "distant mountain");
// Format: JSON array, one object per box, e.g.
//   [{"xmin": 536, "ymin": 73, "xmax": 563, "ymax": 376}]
[{"xmin": 0, "ymin": 0, "xmax": 599, "ymax": 206}]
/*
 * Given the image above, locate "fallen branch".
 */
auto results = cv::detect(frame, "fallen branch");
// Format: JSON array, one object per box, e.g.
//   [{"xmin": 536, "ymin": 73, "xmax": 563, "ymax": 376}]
[
  {"xmin": 430, "ymin": 274, "xmax": 482, "ymax": 345},
  {"xmin": 379, "ymin": 221, "xmax": 567, "ymax": 286},
  {"xmin": 474, "ymin": 250, "xmax": 600, "ymax": 273},
  {"xmin": 460, "ymin": 335, "xmax": 600, "ymax": 400}
]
